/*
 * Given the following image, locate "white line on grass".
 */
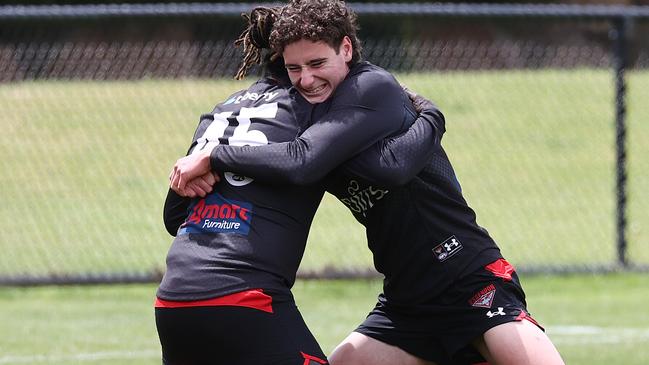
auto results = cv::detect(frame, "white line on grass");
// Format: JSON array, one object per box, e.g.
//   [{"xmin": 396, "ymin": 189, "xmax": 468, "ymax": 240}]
[
  {"xmin": 548, "ymin": 325, "xmax": 649, "ymax": 345},
  {"xmin": 0, "ymin": 350, "xmax": 159, "ymax": 364},
  {"xmin": 2, "ymin": 326, "xmax": 649, "ymax": 363}
]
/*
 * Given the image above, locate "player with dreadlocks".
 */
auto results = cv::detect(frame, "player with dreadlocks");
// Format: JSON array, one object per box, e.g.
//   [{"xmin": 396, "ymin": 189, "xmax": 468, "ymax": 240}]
[
  {"xmin": 157, "ymin": 4, "xmax": 443, "ymax": 364},
  {"xmin": 171, "ymin": 1, "xmax": 566, "ymax": 365},
  {"xmin": 233, "ymin": 7, "xmax": 281, "ymax": 81}
]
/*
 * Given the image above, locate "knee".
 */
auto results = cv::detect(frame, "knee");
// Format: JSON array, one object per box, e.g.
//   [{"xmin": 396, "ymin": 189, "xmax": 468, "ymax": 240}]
[{"xmin": 328, "ymin": 342, "xmax": 357, "ymax": 365}]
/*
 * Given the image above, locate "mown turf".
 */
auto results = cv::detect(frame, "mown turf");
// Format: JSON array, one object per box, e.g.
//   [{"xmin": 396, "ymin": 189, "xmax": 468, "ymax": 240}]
[
  {"xmin": 1, "ymin": 70, "xmax": 647, "ymax": 278},
  {"xmin": 1, "ymin": 274, "xmax": 649, "ymax": 365}
]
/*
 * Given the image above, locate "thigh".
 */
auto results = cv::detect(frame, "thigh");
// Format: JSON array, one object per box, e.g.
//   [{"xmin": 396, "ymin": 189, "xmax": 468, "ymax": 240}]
[
  {"xmin": 350, "ymin": 259, "xmax": 542, "ymax": 365},
  {"xmin": 473, "ymin": 320, "xmax": 565, "ymax": 365},
  {"xmin": 329, "ymin": 332, "xmax": 436, "ymax": 365},
  {"xmin": 352, "ymin": 301, "xmax": 457, "ymax": 364},
  {"xmin": 155, "ymin": 301, "xmax": 327, "ymax": 365},
  {"xmin": 448, "ymin": 259, "xmax": 562, "ymax": 364}
]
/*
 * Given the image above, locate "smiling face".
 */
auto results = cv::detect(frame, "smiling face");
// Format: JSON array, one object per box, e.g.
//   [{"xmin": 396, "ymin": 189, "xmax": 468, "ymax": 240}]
[{"xmin": 282, "ymin": 37, "xmax": 353, "ymax": 104}]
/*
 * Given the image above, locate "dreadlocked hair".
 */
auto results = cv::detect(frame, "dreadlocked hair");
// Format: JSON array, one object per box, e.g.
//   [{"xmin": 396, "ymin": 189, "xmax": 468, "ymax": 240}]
[{"xmin": 234, "ymin": 6, "xmax": 280, "ymax": 80}]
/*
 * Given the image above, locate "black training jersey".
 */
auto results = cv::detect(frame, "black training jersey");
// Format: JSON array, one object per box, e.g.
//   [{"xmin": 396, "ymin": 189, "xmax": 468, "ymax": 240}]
[
  {"xmin": 210, "ymin": 62, "xmax": 502, "ymax": 305},
  {"xmin": 327, "ymin": 147, "xmax": 503, "ymax": 305},
  {"xmin": 157, "ymin": 78, "xmax": 325, "ymax": 301},
  {"xmin": 210, "ymin": 62, "xmax": 433, "ymax": 185}
]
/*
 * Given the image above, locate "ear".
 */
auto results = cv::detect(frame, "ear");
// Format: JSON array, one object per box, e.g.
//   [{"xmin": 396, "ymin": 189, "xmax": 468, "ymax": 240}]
[{"xmin": 341, "ymin": 36, "xmax": 353, "ymax": 62}]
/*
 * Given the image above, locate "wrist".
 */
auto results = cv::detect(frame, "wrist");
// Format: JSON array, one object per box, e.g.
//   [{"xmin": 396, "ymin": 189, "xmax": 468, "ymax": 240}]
[{"xmin": 204, "ymin": 145, "xmax": 217, "ymax": 172}]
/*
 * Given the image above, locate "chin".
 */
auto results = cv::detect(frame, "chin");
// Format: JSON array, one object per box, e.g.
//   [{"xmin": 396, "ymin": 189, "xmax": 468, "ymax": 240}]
[{"xmin": 304, "ymin": 93, "xmax": 330, "ymax": 104}]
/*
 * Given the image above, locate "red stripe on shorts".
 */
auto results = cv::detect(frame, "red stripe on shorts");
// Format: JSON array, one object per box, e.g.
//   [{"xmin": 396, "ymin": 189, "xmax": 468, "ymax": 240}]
[
  {"xmin": 516, "ymin": 310, "xmax": 544, "ymax": 330},
  {"xmin": 301, "ymin": 351, "xmax": 328, "ymax": 365},
  {"xmin": 154, "ymin": 288, "xmax": 273, "ymax": 313},
  {"xmin": 485, "ymin": 258, "xmax": 515, "ymax": 281}
]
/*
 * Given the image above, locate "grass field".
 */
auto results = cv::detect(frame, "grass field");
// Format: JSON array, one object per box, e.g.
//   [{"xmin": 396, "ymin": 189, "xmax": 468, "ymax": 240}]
[
  {"xmin": 0, "ymin": 70, "xmax": 647, "ymax": 279},
  {"xmin": 0, "ymin": 70, "xmax": 648, "ymax": 363},
  {"xmin": 1, "ymin": 274, "xmax": 649, "ymax": 364}
]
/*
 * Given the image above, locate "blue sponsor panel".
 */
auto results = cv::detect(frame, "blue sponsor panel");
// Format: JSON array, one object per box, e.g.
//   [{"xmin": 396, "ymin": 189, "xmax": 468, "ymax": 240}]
[{"xmin": 179, "ymin": 194, "xmax": 253, "ymax": 235}]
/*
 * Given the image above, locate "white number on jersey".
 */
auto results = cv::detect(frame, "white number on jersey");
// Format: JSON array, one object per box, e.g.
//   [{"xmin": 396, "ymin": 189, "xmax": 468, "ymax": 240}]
[{"xmin": 193, "ymin": 103, "xmax": 277, "ymax": 186}]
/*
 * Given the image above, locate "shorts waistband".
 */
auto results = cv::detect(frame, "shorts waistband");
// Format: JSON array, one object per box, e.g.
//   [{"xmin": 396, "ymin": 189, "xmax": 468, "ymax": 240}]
[{"xmin": 155, "ymin": 288, "xmax": 273, "ymax": 313}]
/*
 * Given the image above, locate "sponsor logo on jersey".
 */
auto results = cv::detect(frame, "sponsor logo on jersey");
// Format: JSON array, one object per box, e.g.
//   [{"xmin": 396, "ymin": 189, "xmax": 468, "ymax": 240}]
[
  {"xmin": 223, "ymin": 91, "xmax": 280, "ymax": 105},
  {"xmin": 469, "ymin": 284, "xmax": 496, "ymax": 308},
  {"xmin": 486, "ymin": 307, "xmax": 506, "ymax": 318},
  {"xmin": 179, "ymin": 194, "xmax": 253, "ymax": 235},
  {"xmin": 339, "ymin": 180, "xmax": 388, "ymax": 218},
  {"xmin": 432, "ymin": 235, "xmax": 463, "ymax": 262}
]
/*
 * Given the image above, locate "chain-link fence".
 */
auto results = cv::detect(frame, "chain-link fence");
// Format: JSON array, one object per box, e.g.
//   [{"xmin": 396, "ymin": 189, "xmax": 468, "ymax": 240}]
[{"xmin": 1, "ymin": 3, "xmax": 648, "ymax": 285}]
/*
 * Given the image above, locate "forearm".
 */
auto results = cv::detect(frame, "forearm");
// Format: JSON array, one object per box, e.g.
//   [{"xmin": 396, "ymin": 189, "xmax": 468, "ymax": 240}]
[
  {"xmin": 209, "ymin": 66, "xmax": 415, "ymax": 186},
  {"xmin": 211, "ymin": 102, "xmax": 405, "ymax": 185},
  {"xmin": 163, "ymin": 188, "xmax": 191, "ymax": 236}
]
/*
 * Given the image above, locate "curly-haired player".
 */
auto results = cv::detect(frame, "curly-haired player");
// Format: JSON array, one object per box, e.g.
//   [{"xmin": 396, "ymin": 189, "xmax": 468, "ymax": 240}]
[
  {"xmin": 171, "ymin": 1, "xmax": 566, "ymax": 365},
  {"xmin": 158, "ymin": 4, "xmax": 443, "ymax": 364}
]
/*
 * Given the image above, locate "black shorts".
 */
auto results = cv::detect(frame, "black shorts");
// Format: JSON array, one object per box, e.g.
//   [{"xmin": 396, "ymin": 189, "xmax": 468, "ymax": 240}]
[
  {"xmin": 155, "ymin": 292, "xmax": 327, "ymax": 365},
  {"xmin": 355, "ymin": 259, "xmax": 542, "ymax": 365}
]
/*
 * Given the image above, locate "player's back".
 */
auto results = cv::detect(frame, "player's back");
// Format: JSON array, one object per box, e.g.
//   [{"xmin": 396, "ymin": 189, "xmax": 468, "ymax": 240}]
[{"xmin": 158, "ymin": 78, "xmax": 324, "ymax": 302}]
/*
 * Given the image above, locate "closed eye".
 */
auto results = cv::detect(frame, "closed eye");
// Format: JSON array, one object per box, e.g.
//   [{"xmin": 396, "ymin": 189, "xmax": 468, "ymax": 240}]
[{"xmin": 308, "ymin": 59, "xmax": 326, "ymax": 68}]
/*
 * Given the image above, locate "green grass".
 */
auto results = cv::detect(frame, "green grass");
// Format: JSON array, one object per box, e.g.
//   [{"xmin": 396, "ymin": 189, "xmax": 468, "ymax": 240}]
[
  {"xmin": 1, "ymin": 274, "xmax": 649, "ymax": 364},
  {"xmin": 0, "ymin": 70, "xmax": 648, "ymax": 276}
]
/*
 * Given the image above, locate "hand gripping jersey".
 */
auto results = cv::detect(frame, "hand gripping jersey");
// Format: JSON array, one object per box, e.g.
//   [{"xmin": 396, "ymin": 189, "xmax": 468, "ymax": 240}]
[{"xmin": 209, "ymin": 62, "xmax": 502, "ymax": 305}]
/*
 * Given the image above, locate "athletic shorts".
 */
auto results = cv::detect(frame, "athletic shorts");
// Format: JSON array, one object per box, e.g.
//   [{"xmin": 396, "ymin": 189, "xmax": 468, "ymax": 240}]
[
  {"xmin": 155, "ymin": 289, "xmax": 328, "ymax": 365},
  {"xmin": 355, "ymin": 259, "xmax": 542, "ymax": 365}
]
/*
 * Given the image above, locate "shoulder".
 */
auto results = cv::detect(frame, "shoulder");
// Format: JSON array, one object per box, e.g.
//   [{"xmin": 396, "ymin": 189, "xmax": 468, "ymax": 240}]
[
  {"xmin": 214, "ymin": 78, "xmax": 291, "ymax": 112},
  {"xmin": 332, "ymin": 61, "xmax": 403, "ymax": 106},
  {"xmin": 348, "ymin": 62, "xmax": 400, "ymax": 89}
]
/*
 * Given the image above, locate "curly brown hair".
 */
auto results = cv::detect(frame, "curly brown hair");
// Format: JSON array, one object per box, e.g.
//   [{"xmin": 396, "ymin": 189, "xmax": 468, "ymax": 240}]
[{"xmin": 270, "ymin": 0, "xmax": 362, "ymax": 65}]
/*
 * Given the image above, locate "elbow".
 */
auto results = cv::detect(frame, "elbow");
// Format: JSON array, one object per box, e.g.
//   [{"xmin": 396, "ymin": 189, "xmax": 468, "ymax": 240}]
[
  {"xmin": 432, "ymin": 110, "xmax": 446, "ymax": 142},
  {"xmin": 163, "ymin": 215, "xmax": 179, "ymax": 237},
  {"xmin": 420, "ymin": 107, "xmax": 446, "ymax": 144},
  {"xmin": 165, "ymin": 227, "xmax": 178, "ymax": 237},
  {"xmin": 274, "ymin": 150, "xmax": 327, "ymax": 185}
]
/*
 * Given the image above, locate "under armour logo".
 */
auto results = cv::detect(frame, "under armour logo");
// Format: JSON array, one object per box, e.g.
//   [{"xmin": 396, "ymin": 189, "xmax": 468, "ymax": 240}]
[
  {"xmin": 444, "ymin": 238, "xmax": 460, "ymax": 251},
  {"xmin": 486, "ymin": 307, "xmax": 506, "ymax": 318},
  {"xmin": 433, "ymin": 235, "xmax": 463, "ymax": 262}
]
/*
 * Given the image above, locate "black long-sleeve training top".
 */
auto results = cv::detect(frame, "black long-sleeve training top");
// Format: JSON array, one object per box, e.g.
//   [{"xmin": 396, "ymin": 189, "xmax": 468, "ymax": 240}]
[
  {"xmin": 158, "ymin": 62, "xmax": 443, "ymax": 301},
  {"xmin": 209, "ymin": 61, "xmax": 503, "ymax": 305}
]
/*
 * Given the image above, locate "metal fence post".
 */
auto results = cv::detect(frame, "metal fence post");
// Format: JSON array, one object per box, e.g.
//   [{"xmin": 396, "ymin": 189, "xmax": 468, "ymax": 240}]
[{"xmin": 610, "ymin": 16, "xmax": 629, "ymax": 268}]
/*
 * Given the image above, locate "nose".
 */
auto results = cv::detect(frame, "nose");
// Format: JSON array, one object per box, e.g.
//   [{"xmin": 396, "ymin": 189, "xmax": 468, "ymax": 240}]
[{"xmin": 298, "ymin": 68, "xmax": 315, "ymax": 89}]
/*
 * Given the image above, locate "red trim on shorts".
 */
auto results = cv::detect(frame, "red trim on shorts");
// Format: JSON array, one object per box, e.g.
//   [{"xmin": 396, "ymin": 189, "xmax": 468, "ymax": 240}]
[
  {"xmin": 300, "ymin": 352, "xmax": 328, "ymax": 365},
  {"xmin": 154, "ymin": 289, "xmax": 273, "ymax": 313},
  {"xmin": 516, "ymin": 310, "xmax": 543, "ymax": 330},
  {"xmin": 485, "ymin": 258, "xmax": 515, "ymax": 281},
  {"xmin": 471, "ymin": 362, "xmax": 490, "ymax": 365}
]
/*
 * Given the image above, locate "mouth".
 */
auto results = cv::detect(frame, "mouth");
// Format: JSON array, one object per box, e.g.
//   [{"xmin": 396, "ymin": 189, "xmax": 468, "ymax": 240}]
[{"xmin": 301, "ymin": 84, "xmax": 329, "ymax": 98}]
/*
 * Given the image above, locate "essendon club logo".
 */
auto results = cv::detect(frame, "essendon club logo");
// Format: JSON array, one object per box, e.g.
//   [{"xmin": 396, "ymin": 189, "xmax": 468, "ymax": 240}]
[
  {"xmin": 179, "ymin": 194, "xmax": 253, "ymax": 235},
  {"xmin": 469, "ymin": 284, "xmax": 496, "ymax": 308}
]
